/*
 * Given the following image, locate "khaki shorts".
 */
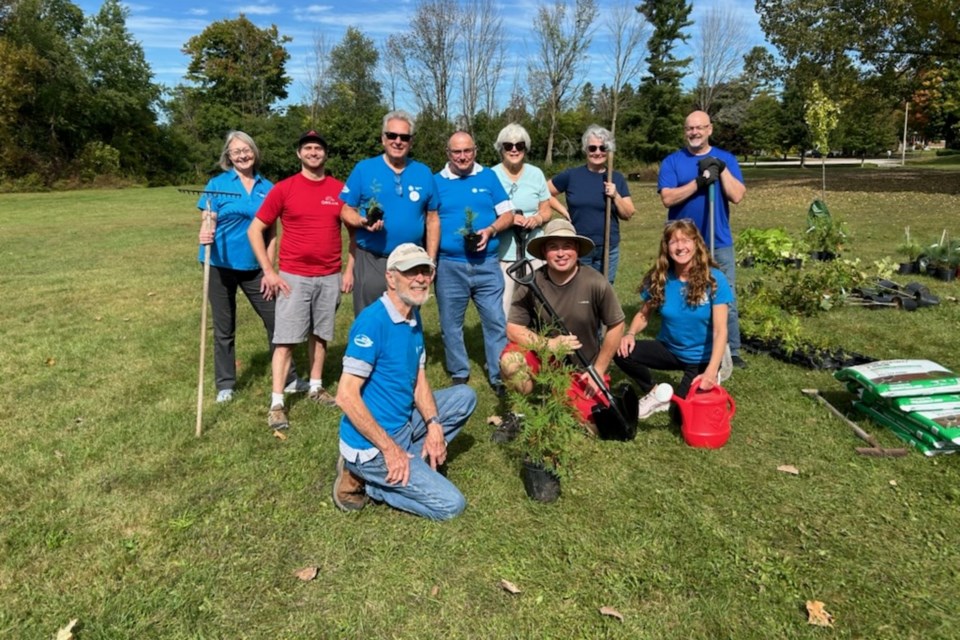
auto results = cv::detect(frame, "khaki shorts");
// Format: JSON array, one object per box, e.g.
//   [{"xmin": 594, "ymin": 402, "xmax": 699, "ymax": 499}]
[{"xmin": 273, "ymin": 271, "xmax": 341, "ymax": 344}]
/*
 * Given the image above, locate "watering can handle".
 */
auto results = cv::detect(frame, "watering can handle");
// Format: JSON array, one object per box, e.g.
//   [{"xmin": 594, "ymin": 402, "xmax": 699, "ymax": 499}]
[{"xmin": 689, "ymin": 376, "xmax": 736, "ymax": 419}]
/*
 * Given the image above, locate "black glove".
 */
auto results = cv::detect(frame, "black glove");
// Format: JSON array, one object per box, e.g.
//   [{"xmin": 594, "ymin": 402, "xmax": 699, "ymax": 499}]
[{"xmin": 695, "ymin": 156, "xmax": 725, "ymax": 189}]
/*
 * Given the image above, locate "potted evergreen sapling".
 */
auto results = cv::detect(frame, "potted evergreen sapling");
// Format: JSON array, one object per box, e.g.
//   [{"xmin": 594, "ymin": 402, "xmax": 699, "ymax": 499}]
[
  {"xmin": 506, "ymin": 336, "xmax": 583, "ymax": 503},
  {"xmin": 364, "ymin": 179, "xmax": 384, "ymax": 225},
  {"xmin": 458, "ymin": 207, "xmax": 482, "ymax": 253}
]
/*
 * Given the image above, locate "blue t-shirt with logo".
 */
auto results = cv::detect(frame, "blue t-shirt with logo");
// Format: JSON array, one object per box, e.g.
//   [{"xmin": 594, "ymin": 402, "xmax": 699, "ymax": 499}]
[
  {"xmin": 433, "ymin": 165, "xmax": 512, "ymax": 262},
  {"xmin": 641, "ymin": 268, "xmax": 733, "ymax": 363},
  {"xmin": 340, "ymin": 156, "xmax": 437, "ymax": 256},
  {"xmin": 196, "ymin": 171, "xmax": 272, "ymax": 270},
  {"xmin": 338, "ymin": 295, "xmax": 426, "ymax": 450},
  {"xmin": 551, "ymin": 164, "xmax": 630, "ymax": 247}
]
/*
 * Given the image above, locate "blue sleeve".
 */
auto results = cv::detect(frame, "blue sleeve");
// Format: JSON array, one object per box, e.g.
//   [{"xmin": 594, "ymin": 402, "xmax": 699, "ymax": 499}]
[
  {"xmin": 551, "ymin": 169, "xmax": 570, "ymax": 193},
  {"xmin": 344, "ymin": 309, "xmax": 381, "ymax": 367},
  {"xmin": 341, "ymin": 164, "xmax": 363, "ymax": 208},
  {"xmin": 712, "ymin": 269, "xmax": 733, "ymax": 305},
  {"xmin": 657, "ymin": 155, "xmax": 679, "ymax": 192},
  {"xmin": 613, "ymin": 171, "xmax": 630, "ymax": 196}
]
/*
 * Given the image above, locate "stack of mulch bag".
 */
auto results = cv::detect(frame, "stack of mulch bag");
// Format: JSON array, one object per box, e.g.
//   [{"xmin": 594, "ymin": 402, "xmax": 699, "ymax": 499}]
[{"xmin": 835, "ymin": 359, "xmax": 960, "ymax": 457}]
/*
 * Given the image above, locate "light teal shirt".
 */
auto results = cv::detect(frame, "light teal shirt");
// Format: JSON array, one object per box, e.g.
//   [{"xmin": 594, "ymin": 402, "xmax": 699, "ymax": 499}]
[{"xmin": 492, "ymin": 163, "xmax": 549, "ymax": 261}]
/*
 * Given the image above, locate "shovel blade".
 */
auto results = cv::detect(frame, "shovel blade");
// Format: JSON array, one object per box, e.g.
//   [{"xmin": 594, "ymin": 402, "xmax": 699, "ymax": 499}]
[{"xmin": 593, "ymin": 385, "xmax": 638, "ymax": 441}]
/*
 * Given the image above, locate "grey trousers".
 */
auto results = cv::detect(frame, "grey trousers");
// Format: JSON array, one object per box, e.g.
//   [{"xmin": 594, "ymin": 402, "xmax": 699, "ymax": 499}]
[{"xmin": 207, "ymin": 266, "xmax": 295, "ymax": 391}]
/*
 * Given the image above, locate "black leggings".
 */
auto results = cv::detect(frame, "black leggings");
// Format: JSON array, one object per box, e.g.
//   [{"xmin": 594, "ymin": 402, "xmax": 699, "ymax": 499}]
[{"xmin": 613, "ymin": 339, "xmax": 706, "ymax": 399}]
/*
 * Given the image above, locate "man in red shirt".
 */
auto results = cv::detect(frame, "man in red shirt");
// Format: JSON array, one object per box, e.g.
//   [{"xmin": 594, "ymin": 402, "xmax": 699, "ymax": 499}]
[{"xmin": 248, "ymin": 131, "xmax": 351, "ymax": 431}]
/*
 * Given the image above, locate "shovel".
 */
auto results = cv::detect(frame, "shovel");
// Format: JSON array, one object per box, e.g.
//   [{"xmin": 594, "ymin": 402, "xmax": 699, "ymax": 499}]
[
  {"xmin": 507, "ymin": 259, "xmax": 638, "ymax": 440},
  {"xmin": 708, "ymin": 181, "xmax": 734, "ymax": 383}
]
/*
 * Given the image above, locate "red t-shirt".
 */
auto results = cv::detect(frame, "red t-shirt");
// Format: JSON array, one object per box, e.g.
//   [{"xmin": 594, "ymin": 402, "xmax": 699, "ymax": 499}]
[{"xmin": 255, "ymin": 172, "xmax": 345, "ymax": 277}]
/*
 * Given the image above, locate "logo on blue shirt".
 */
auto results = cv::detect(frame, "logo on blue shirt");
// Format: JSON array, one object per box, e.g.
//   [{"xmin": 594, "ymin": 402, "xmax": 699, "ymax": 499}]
[{"xmin": 354, "ymin": 334, "xmax": 373, "ymax": 348}]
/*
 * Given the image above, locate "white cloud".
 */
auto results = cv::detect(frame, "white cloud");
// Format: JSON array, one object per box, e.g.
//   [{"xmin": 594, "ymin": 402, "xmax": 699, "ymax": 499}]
[
  {"xmin": 237, "ymin": 4, "xmax": 280, "ymax": 16},
  {"xmin": 187, "ymin": 8, "xmax": 208, "ymax": 16}
]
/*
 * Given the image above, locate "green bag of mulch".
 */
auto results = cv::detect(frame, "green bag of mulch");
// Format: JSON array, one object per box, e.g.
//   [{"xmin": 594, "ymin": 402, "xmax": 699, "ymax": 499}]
[
  {"xmin": 849, "ymin": 385, "xmax": 960, "ymax": 414},
  {"xmin": 854, "ymin": 402, "xmax": 959, "ymax": 457},
  {"xmin": 835, "ymin": 360, "xmax": 960, "ymax": 397},
  {"xmin": 900, "ymin": 407, "xmax": 960, "ymax": 445}
]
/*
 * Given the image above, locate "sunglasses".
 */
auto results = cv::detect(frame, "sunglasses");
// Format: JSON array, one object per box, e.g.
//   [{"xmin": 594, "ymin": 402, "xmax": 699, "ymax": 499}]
[
  {"xmin": 502, "ymin": 141, "xmax": 526, "ymax": 152},
  {"xmin": 587, "ymin": 144, "xmax": 608, "ymax": 153},
  {"xmin": 384, "ymin": 131, "xmax": 413, "ymax": 142}
]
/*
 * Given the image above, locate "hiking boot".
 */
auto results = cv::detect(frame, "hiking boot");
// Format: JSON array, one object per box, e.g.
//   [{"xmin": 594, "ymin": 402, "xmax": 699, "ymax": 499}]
[
  {"xmin": 216, "ymin": 389, "xmax": 234, "ymax": 404},
  {"xmin": 267, "ymin": 404, "xmax": 289, "ymax": 430},
  {"xmin": 308, "ymin": 387, "xmax": 338, "ymax": 407},
  {"xmin": 491, "ymin": 412, "xmax": 523, "ymax": 444},
  {"xmin": 332, "ymin": 456, "xmax": 368, "ymax": 512},
  {"xmin": 637, "ymin": 383, "xmax": 672, "ymax": 420},
  {"xmin": 284, "ymin": 376, "xmax": 310, "ymax": 394}
]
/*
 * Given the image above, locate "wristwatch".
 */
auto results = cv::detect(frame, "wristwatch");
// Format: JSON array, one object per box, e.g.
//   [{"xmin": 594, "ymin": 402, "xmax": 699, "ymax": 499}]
[{"xmin": 425, "ymin": 416, "xmax": 441, "ymax": 427}]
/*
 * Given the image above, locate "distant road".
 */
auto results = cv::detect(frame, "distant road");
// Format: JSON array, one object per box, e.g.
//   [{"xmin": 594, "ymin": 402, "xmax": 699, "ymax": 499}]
[{"xmin": 747, "ymin": 157, "xmax": 902, "ymax": 168}]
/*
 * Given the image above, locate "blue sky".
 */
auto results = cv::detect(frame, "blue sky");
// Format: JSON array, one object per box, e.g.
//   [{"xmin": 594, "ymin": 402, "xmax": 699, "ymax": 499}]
[{"xmin": 75, "ymin": 0, "xmax": 770, "ymax": 110}]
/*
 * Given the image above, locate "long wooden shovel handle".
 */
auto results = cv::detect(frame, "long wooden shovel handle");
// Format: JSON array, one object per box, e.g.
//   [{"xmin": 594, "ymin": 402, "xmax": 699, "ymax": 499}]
[
  {"xmin": 196, "ymin": 205, "xmax": 216, "ymax": 437},
  {"xmin": 602, "ymin": 153, "xmax": 614, "ymax": 280}
]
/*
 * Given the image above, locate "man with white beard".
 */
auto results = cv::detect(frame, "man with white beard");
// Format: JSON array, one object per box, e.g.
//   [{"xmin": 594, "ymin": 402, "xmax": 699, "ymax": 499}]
[{"xmin": 332, "ymin": 244, "xmax": 477, "ymax": 520}]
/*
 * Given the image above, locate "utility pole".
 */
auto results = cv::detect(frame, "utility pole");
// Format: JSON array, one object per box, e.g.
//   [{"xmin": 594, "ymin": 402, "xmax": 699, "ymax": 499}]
[{"xmin": 901, "ymin": 102, "xmax": 909, "ymax": 167}]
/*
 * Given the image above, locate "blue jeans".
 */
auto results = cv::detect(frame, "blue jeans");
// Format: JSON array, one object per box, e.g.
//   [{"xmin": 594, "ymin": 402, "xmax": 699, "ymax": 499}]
[
  {"xmin": 435, "ymin": 257, "xmax": 507, "ymax": 386},
  {"xmin": 345, "ymin": 385, "xmax": 477, "ymax": 520},
  {"xmin": 580, "ymin": 243, "xmax": 620, "ymax": 284},
  {"xmin": 712, "ymin": 245, "xmax": 741, "ymax": 356}
]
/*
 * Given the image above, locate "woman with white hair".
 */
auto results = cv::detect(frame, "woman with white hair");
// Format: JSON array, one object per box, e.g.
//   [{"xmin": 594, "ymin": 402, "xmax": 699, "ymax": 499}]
[
  {"xmin": 491, "ymin": 123, "xmax": 552, "ymax": 317},
  {"xmin": 196, "ymin": 130, "xmax": 305, "ymax": 403},
  {"xmin": 548, "ymin": 124, "xmax": 636, "ymax": 284}
]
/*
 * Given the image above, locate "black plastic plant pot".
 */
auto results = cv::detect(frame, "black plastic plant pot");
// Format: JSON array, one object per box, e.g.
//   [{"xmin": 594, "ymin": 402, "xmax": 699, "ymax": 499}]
[
  {"xmin": 521, "ymin": 459, "xmax": 560, "ymax": 503},
  {"xmin": 782, "ymin": 257, "xmax": 802, "ymax": 269},
  {"xmin": 810, "ymin": 251, "xmax": 836, "ymax": 262},
  {"xmin": 936, "ymin": 266, "xmax": 956, "ymax": 282},
  {"xmin": 464, "ymin": 232, "xmax": 483, "ymax": 254},
  {"xmin": 897, "ymin": 262, "xmax": 917, "ymax": 275},
  {"xmin": 740, "ymin": 256, "xmax": 756, "ymax": 268},
  {"xmin": 365, "ymin": 206, "xmax": 383, "ymax": 225},
  {"xmin": 894, "ymin": 295, "xmax": 919, "ymax": 311}
]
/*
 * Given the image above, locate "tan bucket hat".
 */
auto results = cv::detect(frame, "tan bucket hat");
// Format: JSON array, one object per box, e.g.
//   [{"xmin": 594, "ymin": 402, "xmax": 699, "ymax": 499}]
[{"xmin": 526, "ymin": 219, "xmax": 595, "ymax": 259}]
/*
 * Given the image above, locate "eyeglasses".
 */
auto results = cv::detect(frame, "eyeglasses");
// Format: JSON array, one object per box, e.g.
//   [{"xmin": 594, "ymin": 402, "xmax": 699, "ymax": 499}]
[
  {"xmin": 228, "ymin": 147, "xmax": 253, "ymax": 158},
  {"xmin": 384, "ymin": 131, "xmax": 412, "ymax": 142},
  {"xmin": 684, "ymin": 125, "xmax": 710, "ymax": 132},
  {"xmin": 587, "ymin": 145, "xmax": 608, "ymax": 153},
  {"xmin": 448, "ymin": 147, "xmax": 476, "ymax": 157},
  {"xmin": 396, "ymin": 265, "xmax": 435, "ymax": 278},
  {"xmin": 393, "ymin": 172, "xmax": 403, "ymax": 197},
  {"xmin": 508, "ymin": 183, "xmax": 518, "ymax": 198},
  {"xmin": 502, "ymin": 141, "xmax": 526, "ymax": 152}
]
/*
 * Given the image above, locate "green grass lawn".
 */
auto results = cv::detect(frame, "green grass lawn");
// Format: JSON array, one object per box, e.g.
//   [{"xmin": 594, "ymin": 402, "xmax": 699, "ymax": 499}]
[{"xmin": 1, "ymin": 168, "xmax": 958, "ymax": 639}]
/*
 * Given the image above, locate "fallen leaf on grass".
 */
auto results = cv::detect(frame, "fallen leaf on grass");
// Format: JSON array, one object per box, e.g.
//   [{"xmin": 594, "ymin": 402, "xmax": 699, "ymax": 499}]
[
  {"xmin": 294, "ymin": 566, "xmax": 318, "ymax": 581},
  {"xmin": 272, "ymin": 430, "xmax": 288, "ymax": 441},
  {"xmin": 94, "ymin": 316, "xmax": 102, "ymax": 321},
  {"xmin": 46, "ymin": 357, "xmax": 56, "ymax": 366},
  {"xmin": 599, "ymin": 606, "xmax": 624, "ymax": 622},
  {"xmin": 889, "ymin": 479, "xmax": 897, "ymax": 487},
  {"xmin": 56, "ymin": 619, "xmax": 79, "ymax": 640},
  {"xmin": 147, "ymin": 291, "xmax": 156, "ymax": 297},
  {"xmin": 430, "ymin": 585, "xmax": 440, "ymax": 597},
  {"xmin": 806, "ymin": 600, "xmax": 834, "ymax": 627},
  {"xmin": 499, "ymin": 579, "xmax": 521, "ymax": 594},
  {"xmin": 777, "ymin": 465, "xmax": 800, "ymax": 475},
  {"xmin": 487, "ymin": 415, "xmax": 503, "ymax": 426}
]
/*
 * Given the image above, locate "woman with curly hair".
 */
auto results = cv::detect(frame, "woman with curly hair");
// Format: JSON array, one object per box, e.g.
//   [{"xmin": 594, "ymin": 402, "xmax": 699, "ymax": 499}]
[{"xmin": 614, "ymin": 219, "xmax": 731, "ymax": 418}]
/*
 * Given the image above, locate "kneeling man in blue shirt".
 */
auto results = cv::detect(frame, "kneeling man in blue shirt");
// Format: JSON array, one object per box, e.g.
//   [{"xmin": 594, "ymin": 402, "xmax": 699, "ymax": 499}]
[{"xmin": 333, "ymin": 243, "xmax": 477, "ymax": 520}]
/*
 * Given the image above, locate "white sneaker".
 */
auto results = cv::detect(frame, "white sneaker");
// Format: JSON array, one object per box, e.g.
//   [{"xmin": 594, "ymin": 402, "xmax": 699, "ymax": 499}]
[
  {"xmin": 638, "ymin": 383, "xmax": 673, "ymax": 419},
  {"xmin": 284, "ymin": 376, "xmax": 310, "ymax": 394},
  {"xmin": 216, "ymin": 389, "xmax": 234, "ymax": 403}
]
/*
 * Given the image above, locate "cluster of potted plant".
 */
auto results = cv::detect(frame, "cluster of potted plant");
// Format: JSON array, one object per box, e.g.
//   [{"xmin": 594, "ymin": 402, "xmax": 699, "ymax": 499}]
[
  {"xmin": 895, "ymin": 226, "xmax": 923, "ymax": 275},
  {"xmin": 922, "ymin": 233, "xmax": 959, "ymax": 282},
  {"xmin": 806, "ymin": 214, "xmax": 847, "ymax": 261},
  {"xmin": 735, "ymin": 227, "xmax": 806, "ymax": 269}
]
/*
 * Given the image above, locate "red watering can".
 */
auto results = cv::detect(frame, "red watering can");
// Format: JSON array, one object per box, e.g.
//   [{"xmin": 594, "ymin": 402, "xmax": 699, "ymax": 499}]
[{"xmin": 671, "ymin": 377, "xmax": 736, "ymax": 448}]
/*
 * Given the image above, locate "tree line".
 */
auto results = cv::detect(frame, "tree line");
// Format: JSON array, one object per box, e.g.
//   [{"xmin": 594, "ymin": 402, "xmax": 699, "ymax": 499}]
[{"xmin": 2, "ymin": 0, "xmax": 958, "ymax": 190}]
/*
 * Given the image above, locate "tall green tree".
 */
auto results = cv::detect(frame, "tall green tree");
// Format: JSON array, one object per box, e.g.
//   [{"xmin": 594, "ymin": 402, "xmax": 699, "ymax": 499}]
[
  {"xmin": 315, "ymin": 27, "xmax": 387, "ymax": 176},
  {"xmin": 634, "ymin": 0, "xmax": 693, "ymax": 156},
  {"xmin": 182, "ymin": 15, "xmax": 291, "ymax": 119},
  {"xmin": 77, "ymin": 0, "xmax": 162, "ymax": 178}
]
